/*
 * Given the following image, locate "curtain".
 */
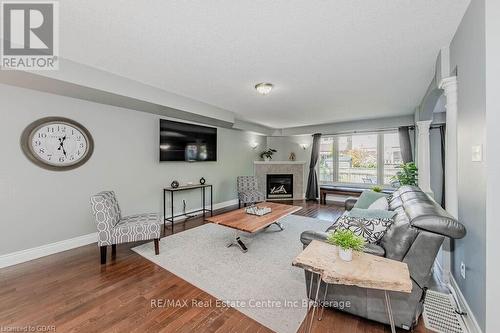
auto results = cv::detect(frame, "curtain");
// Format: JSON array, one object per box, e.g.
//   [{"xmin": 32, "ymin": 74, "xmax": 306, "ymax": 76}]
[
  {"xmin": 305, "ymin": 133, "xmax": 322, "ymax": 201},
  {"xmin": 440, "ymin": 125, "xmax": 446, "ymax": 208},
  {"xmin": 398, "ymin": 126, "xmax": 413, "ymax": 163}
]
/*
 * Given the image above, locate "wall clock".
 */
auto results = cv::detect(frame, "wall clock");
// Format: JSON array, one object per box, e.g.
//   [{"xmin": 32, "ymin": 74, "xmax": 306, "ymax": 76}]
[{"xmin": 20, "ymin": 117, "xmax": 94, "ymax": 171}]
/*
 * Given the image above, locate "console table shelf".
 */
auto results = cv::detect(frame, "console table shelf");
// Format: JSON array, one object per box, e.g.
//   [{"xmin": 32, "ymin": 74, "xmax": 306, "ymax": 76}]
[{"xmin": 163, "ymin": 184, "xmax": 213, "ymax": 233}]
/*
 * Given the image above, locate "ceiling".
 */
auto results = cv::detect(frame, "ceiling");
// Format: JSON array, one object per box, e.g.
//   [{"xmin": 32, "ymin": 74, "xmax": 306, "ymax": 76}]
[{"xmin": 59, "ymin": 0, "xmax": 469, "ymax": 129}]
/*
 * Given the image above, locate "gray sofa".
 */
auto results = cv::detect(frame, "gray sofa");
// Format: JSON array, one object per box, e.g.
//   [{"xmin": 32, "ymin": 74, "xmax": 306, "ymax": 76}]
[{"xmin": 300, "ymin": 185, "xmax": 466, "ymax": 330}]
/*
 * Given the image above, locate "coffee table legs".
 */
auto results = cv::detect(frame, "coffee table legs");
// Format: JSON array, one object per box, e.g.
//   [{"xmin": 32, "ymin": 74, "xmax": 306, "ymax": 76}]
[
  {"xmin": 273, "ymin": 221, "xmax": 285, "ymax": 230},
  {"xmin": 226, "ymin": 233, "xmax": 248, "ymax": 253},
  {"xmin": 384, "ymin": 290, "xmax": 396, "ymax": 333}
]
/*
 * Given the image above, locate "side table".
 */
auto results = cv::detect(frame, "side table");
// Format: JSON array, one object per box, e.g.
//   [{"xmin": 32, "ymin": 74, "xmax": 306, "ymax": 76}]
[{"xmin": 292, "ymin": 240, "xmax": 412, "ymax": 333}]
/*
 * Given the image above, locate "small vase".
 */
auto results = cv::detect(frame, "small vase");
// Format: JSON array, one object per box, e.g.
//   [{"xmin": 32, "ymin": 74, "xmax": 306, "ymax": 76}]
[
  {"xmin": 264, "ymin": 156, "xmax": 271, "ymax": 162},
  {"xmin": 338, "ymin": 248, "xmax": 352, "ymax": 262}
]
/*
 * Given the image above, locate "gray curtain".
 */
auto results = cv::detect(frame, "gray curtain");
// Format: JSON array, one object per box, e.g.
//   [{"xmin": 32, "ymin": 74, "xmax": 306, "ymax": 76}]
[
  {"xmin": 306, "ymin": 133, "xmax": 322, "ymax": 200},
  {"xmin": 440, "ymin": 125, "xmax": 446, "ymax": 208},
  {"xmin": 398, "ymin": 126, "xmax": 413, "ymax": 163}
]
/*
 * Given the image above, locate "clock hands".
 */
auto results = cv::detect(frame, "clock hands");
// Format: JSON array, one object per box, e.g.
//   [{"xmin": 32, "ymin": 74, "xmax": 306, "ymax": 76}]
[{"xmin": 58, "ymin": 135, "xmax": 67, "ymax": 157}]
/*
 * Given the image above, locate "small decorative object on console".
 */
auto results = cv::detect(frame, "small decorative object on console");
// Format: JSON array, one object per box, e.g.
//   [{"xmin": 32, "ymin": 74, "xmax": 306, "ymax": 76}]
[
  {"xmin": 200, "ymin": 177, "xmax": 206, "ymax": 185},
  {"xmin": 245, "ymin": 205, "xmax": 272, "ymax": 216},
  {"xmin": 288, "ymin": 152, "xmax": 296, "ymax": 161},
  {"xmin": 171, "ymin": 180, "xmax": 179, "ymax": 188}
]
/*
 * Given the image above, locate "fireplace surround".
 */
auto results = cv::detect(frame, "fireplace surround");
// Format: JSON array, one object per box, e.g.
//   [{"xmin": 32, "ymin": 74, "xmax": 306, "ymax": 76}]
[{"xmin": 254, "ymin": 161, "xmax": 306, "ymax": 200}]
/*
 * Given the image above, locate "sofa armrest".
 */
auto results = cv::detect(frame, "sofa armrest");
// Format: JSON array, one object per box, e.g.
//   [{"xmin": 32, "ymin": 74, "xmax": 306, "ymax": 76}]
[
  {"xmin": 300, "ymin": 231, "xmax": 329, "ymax": 246},
  {"xmin": 345, "ymin": 197, "xmax": 358, "ymax": 211}
]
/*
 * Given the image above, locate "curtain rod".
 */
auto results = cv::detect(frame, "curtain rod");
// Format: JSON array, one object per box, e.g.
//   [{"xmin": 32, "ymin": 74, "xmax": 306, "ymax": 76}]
[{"xmin": 321, "ymin": 127, "xmax": 399, "ymax": 136}]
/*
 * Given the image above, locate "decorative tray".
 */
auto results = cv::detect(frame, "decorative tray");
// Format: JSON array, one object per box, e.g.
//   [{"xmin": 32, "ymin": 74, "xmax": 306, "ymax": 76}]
[{"xmin": 245, "ymin": 206, "xmax": 272, "ymax": 216}]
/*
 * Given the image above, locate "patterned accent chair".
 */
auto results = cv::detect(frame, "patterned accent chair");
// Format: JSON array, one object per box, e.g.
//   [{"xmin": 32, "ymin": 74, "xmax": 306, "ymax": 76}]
[
  {"xmin": 237, "ymin": 176, "xmax": 266, "ymax": 208},
  {"xmin": 90, "ymin": 191, "xmax": 161, "ymax": 264}
]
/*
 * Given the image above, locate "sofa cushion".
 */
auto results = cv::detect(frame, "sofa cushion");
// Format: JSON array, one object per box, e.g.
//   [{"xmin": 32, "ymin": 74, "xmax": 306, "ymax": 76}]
[
  {"xmin": 348, "ymin": 208, "xmax": 396, "ymax": 220},
  {"xmin": 380, "ymin": 221, "xmax": 419, "ymax": 261},
  {"xmin": 353, "ymin": 190, "xmax": 388, "ymax": 209},
  {"xmin": 335, "ymin": 214, "xmax": 393, "ymax": 243},
  {"xmin": 364, "ymin": 243, "xmax": 386, "ymax": 257},
  {"xmin": 368, "ymin": 197, "xmax": 389, "ymax": 210}
]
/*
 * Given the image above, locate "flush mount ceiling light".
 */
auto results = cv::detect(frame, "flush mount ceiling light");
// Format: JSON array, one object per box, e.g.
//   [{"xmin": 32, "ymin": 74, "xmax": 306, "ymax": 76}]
[{"xmin": 255, "ymin": 82, "xmax": 274, "ymax": 95}]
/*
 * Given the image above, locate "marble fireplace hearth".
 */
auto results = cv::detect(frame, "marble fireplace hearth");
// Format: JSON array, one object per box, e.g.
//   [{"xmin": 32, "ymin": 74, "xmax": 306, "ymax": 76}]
[{"xmin": 254, "ymin": 161, "xmax": 306, "ymax": 200}]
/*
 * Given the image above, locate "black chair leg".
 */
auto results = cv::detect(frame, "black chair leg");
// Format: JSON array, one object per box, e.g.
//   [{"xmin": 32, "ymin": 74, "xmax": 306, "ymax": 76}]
[
  {"xmin": 238, "ymin": 200, "xmax": 241, "ymax": 209},
  {"xmin": 100, "ymin": 246, "xmax": 107, "ymax": 264},
  {"xmin": 111, "ymin": 244, "xmax": 116, "ymax": 256},
  {"xmin": 154, "ymin": 239, "xmax": 160, "ymax": 255}
]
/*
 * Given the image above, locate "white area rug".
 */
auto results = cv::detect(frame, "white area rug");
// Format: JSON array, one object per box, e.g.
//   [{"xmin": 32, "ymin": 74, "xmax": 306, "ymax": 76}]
[{"xmin": 133, "ymin": 214, "xmax": 332, "ymax": 333}]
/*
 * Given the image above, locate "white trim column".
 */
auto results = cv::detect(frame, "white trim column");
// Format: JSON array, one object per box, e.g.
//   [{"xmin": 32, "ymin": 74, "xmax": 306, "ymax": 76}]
[
  {"xmin": 416, "ymin": 120, "xmax": 433, "ymax": 195},
  {"xmin": 439, "ymin": 76, "xmax": 458, "ymax": 284}
]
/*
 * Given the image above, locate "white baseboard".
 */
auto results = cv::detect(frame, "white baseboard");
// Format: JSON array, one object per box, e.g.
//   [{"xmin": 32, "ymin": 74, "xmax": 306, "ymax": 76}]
[
  {"xmin": 0, "ymin": 199, "xmax": 239, "ymax": 269},
  {"xmin": 448, "ymin": 274, "xmax": 483, "ymax": 333},
  {"xmin": 0, "ymin": 232, "xmax": 98, "ymax": 269}
]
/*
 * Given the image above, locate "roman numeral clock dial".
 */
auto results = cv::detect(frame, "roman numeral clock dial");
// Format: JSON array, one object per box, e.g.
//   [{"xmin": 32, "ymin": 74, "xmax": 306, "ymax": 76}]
[{"xmin": 21, "ymin": 117, "xmax": 94, "ymax": 171}]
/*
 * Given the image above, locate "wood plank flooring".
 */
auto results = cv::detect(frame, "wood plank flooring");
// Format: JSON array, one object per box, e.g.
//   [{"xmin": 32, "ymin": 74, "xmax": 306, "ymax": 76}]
[{"xmin": 0, "ymin": 200, "xmax": 432, "ymax": 333}]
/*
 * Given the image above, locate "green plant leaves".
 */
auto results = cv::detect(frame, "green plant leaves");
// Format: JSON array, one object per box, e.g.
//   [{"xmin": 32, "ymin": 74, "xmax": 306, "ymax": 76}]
[{"xmin": 390, "ymin": 162, "xmax": 418, "ymax": 186}]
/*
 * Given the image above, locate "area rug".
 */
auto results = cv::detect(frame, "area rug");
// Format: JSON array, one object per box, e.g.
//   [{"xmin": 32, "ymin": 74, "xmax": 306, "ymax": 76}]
[{"xmin": 132, "ymin": 214, "xmax": 332, "ymax": 333}]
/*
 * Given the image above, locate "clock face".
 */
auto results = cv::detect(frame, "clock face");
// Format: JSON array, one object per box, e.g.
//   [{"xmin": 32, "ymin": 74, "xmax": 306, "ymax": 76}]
[{"xmin": 21, "ymin": 117, "xmax": 94, "ymax": 171}]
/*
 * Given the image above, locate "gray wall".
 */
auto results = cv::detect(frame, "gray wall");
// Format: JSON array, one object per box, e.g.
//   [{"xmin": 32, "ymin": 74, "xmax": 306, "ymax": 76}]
[
  {"xmin": 449, "ymin": 0, "xmax": 486, "ymax": 330},
  {"xmin": 0, "ymin": 83, "xmax": 265, "ymax": 255}
]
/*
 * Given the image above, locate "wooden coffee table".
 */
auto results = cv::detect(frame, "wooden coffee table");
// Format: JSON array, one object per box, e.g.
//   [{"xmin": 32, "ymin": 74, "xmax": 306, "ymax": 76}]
[{"xmin": 205, "ymin": 202, "xmax": 302, "ymax": 252}]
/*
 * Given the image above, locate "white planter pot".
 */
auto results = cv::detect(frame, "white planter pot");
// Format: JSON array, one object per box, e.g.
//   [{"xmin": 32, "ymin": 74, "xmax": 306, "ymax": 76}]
[
  {"xmin": 338, "ymin": 247, "xmax": 352, "ymax": 262},
  {"xmin": 264, "ymin": 157, "xmax": 271, "ymax": 162}
]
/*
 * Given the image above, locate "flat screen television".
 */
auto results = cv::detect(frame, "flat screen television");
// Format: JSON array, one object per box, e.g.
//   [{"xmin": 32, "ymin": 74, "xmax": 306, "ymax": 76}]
[{"xmin": 160, "ymin": 119, "xmax": 217, "ymax": 162}]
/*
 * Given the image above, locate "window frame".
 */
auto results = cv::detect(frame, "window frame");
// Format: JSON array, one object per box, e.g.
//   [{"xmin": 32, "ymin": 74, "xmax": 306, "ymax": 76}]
[{"xmin": 319, "ymin": 130, "xmax": 400, "ymax": 188}]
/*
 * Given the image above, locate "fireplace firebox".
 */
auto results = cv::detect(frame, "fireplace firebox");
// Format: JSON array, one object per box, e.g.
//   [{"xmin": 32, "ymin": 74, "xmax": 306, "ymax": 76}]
[{"xmin": 266, "ymin": 174, "xmax": 293, "ymax": 199}]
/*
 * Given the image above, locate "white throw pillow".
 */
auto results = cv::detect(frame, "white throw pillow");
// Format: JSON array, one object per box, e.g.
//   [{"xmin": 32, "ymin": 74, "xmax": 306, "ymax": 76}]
[{"xmin": 368, "ymin": 197, "xmax": 389, "ymax": 210}]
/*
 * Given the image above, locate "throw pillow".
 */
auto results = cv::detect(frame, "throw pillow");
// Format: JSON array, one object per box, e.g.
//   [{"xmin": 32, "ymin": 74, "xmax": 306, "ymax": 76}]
[
  {"xmin": 335, "ymin": 214, "xmax": 393, "ymax": 243},
  {"xmin": 353, "ymin": 190, "xmax": 388, "ymax": 209},
  {"xmin": 348, "ymin": 208, "xmax": 397, "ymax": 220},
  {"xmin": 368, "ymin": 197, "xmax": 389, "ymax": 210}
]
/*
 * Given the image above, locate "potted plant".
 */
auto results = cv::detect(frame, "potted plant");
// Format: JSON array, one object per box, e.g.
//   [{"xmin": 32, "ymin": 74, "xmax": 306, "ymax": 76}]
[
  {"xmin": 371, "ymin": 185, "xmax": 383, "ymax": 193},
  {"xmin": 391, "ymin": 162, "xmax": 418, "ymax": 187},
  {"xmin": 327, "ymin": 229, "xmax": 365, "ymax": 262},
  {"xmin": 260, "ymin": 148, "xmax": 277, "ymax": 162}
]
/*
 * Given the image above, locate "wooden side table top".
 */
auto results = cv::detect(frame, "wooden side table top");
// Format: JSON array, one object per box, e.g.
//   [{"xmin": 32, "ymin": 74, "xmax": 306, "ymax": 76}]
[
  {"xmin": 292, "ymin": 240, "xmax": 412, "ymax": 293},
  {"xmin": 205, "ymin": 202, "xmax": 302, "ymax": 233}
]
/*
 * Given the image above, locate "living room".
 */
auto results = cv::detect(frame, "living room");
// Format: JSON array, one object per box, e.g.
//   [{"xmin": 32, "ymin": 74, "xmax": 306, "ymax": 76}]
[{"xmin": 0, "ymin": 1, "xmax": 499, "ymax": 333}]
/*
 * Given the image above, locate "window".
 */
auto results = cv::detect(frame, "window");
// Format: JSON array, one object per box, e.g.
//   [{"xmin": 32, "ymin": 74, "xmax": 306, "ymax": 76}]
[
  {"xmin": 383, "ymin": 132, "xmax": 403, "ymax": 184},
  {"xmin": 319, "ymin": 131, "xmax": 402, "ymax": 186}
]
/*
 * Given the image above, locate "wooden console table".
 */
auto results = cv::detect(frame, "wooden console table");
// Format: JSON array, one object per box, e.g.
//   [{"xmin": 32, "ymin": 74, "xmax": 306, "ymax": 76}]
[
  {"xmin": 293, "ymin": 240, "xmax": 412, "ymax": 333},
  {"xmin": 163, "ymin": 184, "xmax": 213, "ymax": 233}
]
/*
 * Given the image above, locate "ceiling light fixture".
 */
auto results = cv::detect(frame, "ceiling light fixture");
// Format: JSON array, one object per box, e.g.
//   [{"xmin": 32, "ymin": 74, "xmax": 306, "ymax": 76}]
[{"xmin": 255, "ymin": 82, "xmax": 273, "ymax": 95}]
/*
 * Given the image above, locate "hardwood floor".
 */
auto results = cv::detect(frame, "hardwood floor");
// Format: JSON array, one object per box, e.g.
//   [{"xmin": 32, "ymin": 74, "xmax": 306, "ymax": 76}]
[{"xmin": 0, "ymin": 200, "xmax": 431, "ymax": 333}]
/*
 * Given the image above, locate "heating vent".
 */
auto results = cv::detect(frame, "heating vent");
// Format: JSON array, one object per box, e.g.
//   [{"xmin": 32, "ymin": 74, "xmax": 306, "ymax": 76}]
[{"xmin": 422, "ymin": 290, "xmax": 468, "ymax": 333}]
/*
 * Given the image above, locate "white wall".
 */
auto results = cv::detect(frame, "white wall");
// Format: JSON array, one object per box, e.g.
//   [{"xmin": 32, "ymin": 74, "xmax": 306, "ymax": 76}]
[{"xmin": 0, "ymin": 83, "xmax": 265, "ymax": 255}]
